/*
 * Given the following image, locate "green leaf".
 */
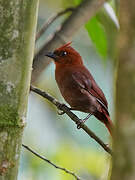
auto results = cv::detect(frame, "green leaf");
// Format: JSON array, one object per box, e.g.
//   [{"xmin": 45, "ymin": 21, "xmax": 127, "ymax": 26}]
[
  {"xmin": 73, "ymin": 0, "xmax": 81, "ymax": 5},
  {"xmin": 104, "ymin": 2, "xmax": 119, "ymax": 29},
  {"xmin": 85, "ymin": 17, "xmax": 108, "ymax": 59}
]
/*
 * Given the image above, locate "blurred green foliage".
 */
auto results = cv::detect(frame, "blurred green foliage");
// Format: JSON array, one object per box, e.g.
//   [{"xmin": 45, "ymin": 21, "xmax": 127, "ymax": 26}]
[
  {"xmin": 54, "ymin": 145, "xmax": 107, "ymax": 179},
  {"xmin": 85, "ymin": 17, "xmax": 107, "ymax": 59},
  {"xmin": 74, "ymin": 0, "xmax": 118, "ymax": 60},
  {"xmin": 21, "ymin": 145, "xmax": 108, "ymax": 180}
]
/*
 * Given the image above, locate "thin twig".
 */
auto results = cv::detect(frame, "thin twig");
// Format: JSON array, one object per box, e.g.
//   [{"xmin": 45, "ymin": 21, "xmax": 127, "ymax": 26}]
[
  {"xmin": 30, "ymin": 85, "xmax": 112, "ymax": 156},
  {"xmin": 36, "ymin": 7, "xmax": 75, "ymax": 41},
  {"xmin": 22, "ymin": 144, "xmax": 82, "ymax": 180}
]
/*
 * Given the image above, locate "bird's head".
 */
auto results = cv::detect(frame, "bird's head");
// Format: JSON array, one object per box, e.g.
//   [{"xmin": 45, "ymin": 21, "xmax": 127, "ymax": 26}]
[{"xmin": 45, "ymin": 42, "xmax": 83, "ymax": 66}]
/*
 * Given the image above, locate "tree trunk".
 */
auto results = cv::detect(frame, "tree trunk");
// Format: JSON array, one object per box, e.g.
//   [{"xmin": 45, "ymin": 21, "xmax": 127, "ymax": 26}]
[
  {"xmin": 111, "ymin": 1, "xmax": 135, "ymax": 180},
  {"xmin": 0, "ymin": 0, "xmax": 39, "ymax": 179}
]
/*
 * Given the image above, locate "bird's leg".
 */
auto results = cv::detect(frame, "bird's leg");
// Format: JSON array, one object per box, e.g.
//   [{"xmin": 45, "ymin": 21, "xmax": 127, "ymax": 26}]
[
  {"xmin": 77, "ymin": 113, "xmax": 92, "ymax": 129},
  {"xmin": 83, "ymin": 113, "xmax": 92, "ymax": 122}
]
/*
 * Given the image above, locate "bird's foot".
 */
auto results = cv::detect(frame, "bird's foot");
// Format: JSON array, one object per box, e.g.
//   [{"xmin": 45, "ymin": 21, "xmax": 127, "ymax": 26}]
[
  {"xmin": 57, "ymin": 109, "xmax": 65, "ymax": 115},
  {"xmin": 57, "ymin": 104, "xmax": 73, "ymax": 115},
  {"xmin": 77, "ymin": 113, "xmax": 92, "ymax": 129},
  {"xmin": 76, "ymin": 120, "xmax": 84, "ymax": 129},
  {"xmin": 57, "ymin": 103, "xmax": 66, "ymax": 115}
]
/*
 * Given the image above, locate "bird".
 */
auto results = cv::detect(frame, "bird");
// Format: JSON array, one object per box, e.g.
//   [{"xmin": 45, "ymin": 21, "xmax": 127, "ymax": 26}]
[{"xmin": 45, "ymin": 42, "xmax": 113, "ymax": 136}]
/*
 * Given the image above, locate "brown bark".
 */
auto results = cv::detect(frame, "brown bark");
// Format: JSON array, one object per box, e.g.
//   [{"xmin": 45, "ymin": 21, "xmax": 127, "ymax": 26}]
[
  {"xmin": 0, "ymin": 0, "xmax": 39, "ymax": 179},
  {"xmin": 111, "ymin": 1, "xmax": 135, "ymax": 180}
]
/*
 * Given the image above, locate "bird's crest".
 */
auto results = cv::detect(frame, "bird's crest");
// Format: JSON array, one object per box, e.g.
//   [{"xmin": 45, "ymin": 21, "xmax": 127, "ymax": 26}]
[{"xmin": 58, "ymin": 42, "xmax": 72, "ymax": 50}]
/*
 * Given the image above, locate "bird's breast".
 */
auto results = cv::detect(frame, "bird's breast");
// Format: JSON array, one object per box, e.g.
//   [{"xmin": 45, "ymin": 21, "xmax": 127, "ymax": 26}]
[{"xmin": 55, "ymin": 68, "xmax": 99, "ymax": 113}]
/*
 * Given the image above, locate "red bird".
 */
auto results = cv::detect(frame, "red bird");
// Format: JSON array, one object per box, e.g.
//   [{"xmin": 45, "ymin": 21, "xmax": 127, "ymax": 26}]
[{"xmin": 45, "ymin": 42, "xmax": 113, "ymax": 135}]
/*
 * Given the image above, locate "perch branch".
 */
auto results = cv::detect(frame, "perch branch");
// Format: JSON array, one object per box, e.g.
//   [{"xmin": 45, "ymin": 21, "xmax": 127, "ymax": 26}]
[
  {"xmin": 36, "ymin": 7, "xmax": 75, "ymax": 41},
  {"xmin": 30, "ymin": 85, "xmax": 112, "ymax": 156},
  {"xmin": 22, "ymin": 144, "xmax": 81, "ymax": 180},
  {"xmin": 32, "ymin": 0, "xmax": 106, "ymax": 83}
]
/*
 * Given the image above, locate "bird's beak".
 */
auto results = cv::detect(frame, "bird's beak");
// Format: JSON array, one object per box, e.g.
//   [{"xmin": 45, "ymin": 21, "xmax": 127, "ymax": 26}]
[{"xmin": 45, "ymin": 52, "xmax": 57, "ymax": 60}]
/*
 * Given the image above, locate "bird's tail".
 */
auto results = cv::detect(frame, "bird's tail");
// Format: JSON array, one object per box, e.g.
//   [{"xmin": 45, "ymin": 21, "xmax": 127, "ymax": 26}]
[
  {"xmin": 95, "ymin": 109, "xmax": 113, "ymax": 136},
  {"xmin": 104, "ymin": 112, "xmax": 113, "ymax": 136}
]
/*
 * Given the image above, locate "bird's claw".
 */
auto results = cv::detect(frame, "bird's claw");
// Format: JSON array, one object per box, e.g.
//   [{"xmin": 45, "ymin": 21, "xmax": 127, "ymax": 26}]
[
  {"xmin": 76, "ymin": 120, "xmax": 84, "ymax": 129},
  {"xmin": 77, "ymin": 114, "xmax": 92, "ymax": 129},
  {"xmin": 57, "ymin": 110, "xmax": 65, "ymax": 115},
  {"xmin": 57, "ymin": 103, "xmax": 66, "ymax": 115},
  {"xmin": 57, "ymin": 104, "xmax": 74, "ymax": 115}
]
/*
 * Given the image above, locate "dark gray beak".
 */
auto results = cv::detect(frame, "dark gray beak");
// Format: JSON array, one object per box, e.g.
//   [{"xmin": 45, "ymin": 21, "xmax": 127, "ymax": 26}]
[{"xmin": 45, "ymin": 52, "xmax": 57, "ymax": 60}]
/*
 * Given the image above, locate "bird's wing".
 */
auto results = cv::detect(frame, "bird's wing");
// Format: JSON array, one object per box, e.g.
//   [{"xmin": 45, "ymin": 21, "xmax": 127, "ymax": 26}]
[
  {"xmin": 72, "ymin": 72, "xmax": 92, "ymax": 90},
  {"xmin": 72, "ymin": 71, "xmax": 109, "ymax": 114}
]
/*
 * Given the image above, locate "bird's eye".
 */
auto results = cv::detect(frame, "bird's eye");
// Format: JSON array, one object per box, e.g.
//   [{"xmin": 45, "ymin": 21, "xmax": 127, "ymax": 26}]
[{"xmin": 60, "ymin": 51, "xmax": 67, "ymax": 56}]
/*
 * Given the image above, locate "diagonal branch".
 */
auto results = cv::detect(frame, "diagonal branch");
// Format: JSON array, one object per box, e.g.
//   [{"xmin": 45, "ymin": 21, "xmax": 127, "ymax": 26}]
[
  {"xmin": 22, "ymin": 144, "xmax": 81, "ymax": 180},
  {"xmin": 30, "ymin": 85, "xmax": 112, "ymax": 156},
  {"xmin": 36, "ymin": 7, "xmax": 75, "ymax": 41},
  {"xmin": 32, "ymin": 0, "xmax": 106, "ymax": 83}
]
